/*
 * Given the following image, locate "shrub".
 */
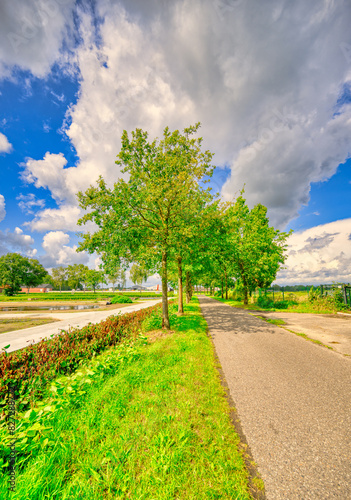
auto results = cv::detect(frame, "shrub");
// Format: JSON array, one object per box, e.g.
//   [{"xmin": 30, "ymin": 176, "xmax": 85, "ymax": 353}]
[
  {"xmin": 110, "ymin": 295, "xmax": 133, "ymax": 304},
  {"xmin": 256, "ymin": 296, "xmax": 274, "ymax": 309},
  {"xmin": 273, "ymin": 300, "xmax": 289, "ymax": 309},
  {"xmin": 0, "ymin": 303, "xmax": 161, "ymax": 405}
]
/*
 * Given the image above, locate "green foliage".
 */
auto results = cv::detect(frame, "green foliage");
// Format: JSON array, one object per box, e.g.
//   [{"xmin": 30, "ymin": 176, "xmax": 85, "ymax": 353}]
[
  {"xmin": 77, "ymin": 123, "xmax": 215, "ymax": 329},
  {"xmin": 0, "ymin": 336, "xmax": 147, "ymax": 472},
  {"xmin": 110, "ymin": 295, "xmax": 133, "ymax": 304},
  {"xmin": 0, "ymin": 253, "xmax": 47, "ymax": 295},
  {"xmin": 256, "ymin": 296, "xmax": 275, "ymax": 309},
  {"xmin": 0, "ymin": 303, "xmax": 162, "ymax": 405}
]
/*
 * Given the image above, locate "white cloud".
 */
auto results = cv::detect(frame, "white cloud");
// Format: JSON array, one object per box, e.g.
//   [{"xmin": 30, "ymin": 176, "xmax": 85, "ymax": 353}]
[
  {"xmin": 25, "ymin": 205, "xmax": 82, "ymax": 232},
  {"xmin": 0, "ymin": 195, "xmax": 5, "ymax": 222},
  {"xmin": 0, "ymin": 227, "xmax": 36, "ymax": 256},
  {"xmin": 9, "ymin": 0, "xmax": 351, "ymax": 234},
  {"xmin": 276, "ymin": 219, "xmax": 351, "ymax": 284},
  {"xmin": 16, "ymin": 193, "xmax": 45, "ymax": 214},
  {"xmin": 0, "ymin": 132, "xmax": 12, "ymax": 153},
  {"xmin": 0, "ymin": 0, "xmax": 76, "ymax": 79},
  {"xmin": 40, "ymin": 230, "xmax": 89, "ymax": 267}
]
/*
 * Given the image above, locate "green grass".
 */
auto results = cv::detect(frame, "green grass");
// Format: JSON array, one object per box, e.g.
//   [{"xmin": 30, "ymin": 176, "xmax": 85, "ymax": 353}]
[
  {"xmin": 210, "ymin": 296, "xmax": 348, "ymax": 315},
  {"xmin": 255, "ymin": 317, "xmax": 286, "ymax": 326},
  {"xmin": 252, "ymin": 314, "xmax": 334, "ymax": 351},
  {"xmin": 1, "ymin": 299, "xmax": 254, "ymax": 499}
]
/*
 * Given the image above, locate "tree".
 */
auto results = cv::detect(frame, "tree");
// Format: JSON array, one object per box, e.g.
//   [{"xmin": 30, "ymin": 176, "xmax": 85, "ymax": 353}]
[
  {"xmin": 226, "ymin": 196, "xmax": 291, "ymax": 304},
  {"xmin": 22, "ymin": 258, "xmax": 48, "ymax": 292},
  {"xmin": 106, "ymin": 268, "xmax": 121, "ymax": 291},
  {"xmin": 0, "ymin": 253, "xmax": 47, "ymax": 295},
  {"xmin": 66, "ymin": 264, "xmax": 89, "ymax": 290},
  {"xmin": 130, "ymin": 263, "xmax": 148, "ymax": 293},
  {"xmin": 85, "ymin": 269, "xmax": 106, "ymax": 293},
  {"xmin": 51, "ymin": 266, "xmax": 67, "ymax": 292},
  {"xmin": 77, "ymin": 123, "xmax": 214, "ymax": 329}
]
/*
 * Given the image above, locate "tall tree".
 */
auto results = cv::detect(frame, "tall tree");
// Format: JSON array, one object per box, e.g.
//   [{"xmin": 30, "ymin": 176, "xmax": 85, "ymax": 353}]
[
  {"xmin": 226, "ymin": 196, "xmax": 291, "ymax": 304},
  {"xmin": 22, "ymin": 258, "xmax": 48, "ymax": 292},
  {"xmin": 77, "ymin": 123, "xmax": 214, "ymax": 329},
  {"xmin": 66, "ymin": 264, "xmax": 89, "ymax": 290},
  {"xmin": 0, "ymin": 253, "xmax": 47, "ymax": 295},
  {"xmin": 51, "ymin": 266, "xmax": 67, "ymax": 292},
  {"xmin": 130, "ymin": 263, "xmax": 148, "ymax": 293},
  {"xmin": 85, "ymin": 269, "xmax": 106, "ymax": 293}
]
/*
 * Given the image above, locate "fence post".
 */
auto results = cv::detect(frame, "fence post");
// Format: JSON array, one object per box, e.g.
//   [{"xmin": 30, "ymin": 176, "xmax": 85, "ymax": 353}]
[{"xmin": 342, "ymin": 284, "xmax": 347, "ymax": 305}]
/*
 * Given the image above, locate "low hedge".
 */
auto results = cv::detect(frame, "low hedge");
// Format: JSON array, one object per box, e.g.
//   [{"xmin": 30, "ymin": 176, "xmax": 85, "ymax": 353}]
[
  {"xmin": 0, "ymin": 292, "xmax": 162, "ymax": 302},
  {"xmin": 0, "ymin": 303, "xmax": 162, "ymax": 406}
]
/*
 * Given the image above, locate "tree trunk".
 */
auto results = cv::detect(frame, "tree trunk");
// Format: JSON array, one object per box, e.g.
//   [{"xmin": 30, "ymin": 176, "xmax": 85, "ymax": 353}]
[
  {"xmin": 221, "ymin": 275, "xmax": 224, "ymax": 299},
  {"xmin": 186, "ymin": 271, "xmax": 192, "ymax": 303},
  {"xmin": 225, "ymin": 269, "xmax": 228, "ymax": 300},
  {"xmin": 177, "ymin": 256, "xmax": 184, "ymax": 314},
  {"xmin": 243, "ymin": 285, "xmax": 249, "ymax": 305},
  {"xmin": 161, "ymin": 250, "xmax": 170, "ymax": 329}
]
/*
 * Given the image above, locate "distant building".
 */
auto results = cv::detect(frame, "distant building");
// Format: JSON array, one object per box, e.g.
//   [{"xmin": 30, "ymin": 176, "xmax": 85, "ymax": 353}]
[{"xmin": 21, "ymin": 284, "xmax": 53, "ymax": 293}]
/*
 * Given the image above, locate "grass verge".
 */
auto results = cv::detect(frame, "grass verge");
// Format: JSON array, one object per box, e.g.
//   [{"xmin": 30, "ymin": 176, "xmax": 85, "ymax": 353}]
[
  {"xmin": 210, "ymin": 296, "xmax": 348, "ymax": 314},
  {"xmin": 0, "ymin": 317, "xmax": 58, "ymax": 334},
  {"xmin": 1, "ymin": 299, "xmax": 255, "ymax": 500}
]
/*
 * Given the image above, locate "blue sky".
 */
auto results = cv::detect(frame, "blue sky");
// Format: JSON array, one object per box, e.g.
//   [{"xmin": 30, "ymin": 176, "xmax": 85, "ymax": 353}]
[{"xmin": 0, "ymin": 0, "xmax": 351, "ymax": 285}]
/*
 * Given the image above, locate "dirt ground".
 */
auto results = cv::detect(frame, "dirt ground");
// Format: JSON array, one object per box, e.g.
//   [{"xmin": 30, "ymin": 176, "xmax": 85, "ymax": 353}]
[{"xmin": 250, "ymin": 310, "xmax": 351, "ymax": 356}]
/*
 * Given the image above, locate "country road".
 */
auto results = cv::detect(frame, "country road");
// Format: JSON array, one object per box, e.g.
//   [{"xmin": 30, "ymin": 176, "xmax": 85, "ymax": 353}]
[
  {"xmin": 0, "ymin": 299, "xmax": 162, "ymax": 353},
  {"xmin": 198, "ymin": 296, "xmax": 351, "ymax": 500}
]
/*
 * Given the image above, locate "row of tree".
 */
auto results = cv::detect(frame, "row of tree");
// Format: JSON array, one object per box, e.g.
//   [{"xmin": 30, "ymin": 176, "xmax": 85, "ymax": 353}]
[
  {"xmin": 77, "ymin": 123, "xmax": 291, "ymax": 329},
  {"xmin": 0, "ymin": 255, "xmax": 150, "ymax": 295}
]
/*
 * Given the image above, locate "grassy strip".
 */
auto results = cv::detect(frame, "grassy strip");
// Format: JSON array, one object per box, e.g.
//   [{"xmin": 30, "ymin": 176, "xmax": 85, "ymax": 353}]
[
  {"xmin": 1, "ymin": 299, "xmax": 254, "ymax": 499},
  {"xmin": 211, "ymin": 296, "xmax": 346, "ymax": 314},
  {"xmin": 253, "ymin": 314, "xmax": 333, "ymax": 351},
  {"xmin": 0, "ymin": 317, "xmax": 58, "ymax": 334}
]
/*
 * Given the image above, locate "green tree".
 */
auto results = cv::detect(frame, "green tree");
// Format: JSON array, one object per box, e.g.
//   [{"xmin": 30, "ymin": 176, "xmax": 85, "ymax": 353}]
[
  {"xmin": 130, "ymin": 263, "xmax": 148, "ymax": 293},
  {"xmin": 226, "ymin": 196, "xmax": 291, "ymax": 304},
  {"xmin": 66, "ymin": 264, "xmax": 89, "ymax": 290},
  {"xmin": 0, "ymin": 253, "xmax": 47, "ymax": 295},
  {"xmin": 85, "ymin": 269, "xmax": 106, "ymax": 293},
  {"xmin": 77, "ymin": 123, "xmax": 214, "ymax": 329},
  {"xmin": 22, "ymin": 258, "xmax": 48, "ymax": 292},
  {"xmin": 106, "ymin": 269, "xmax": 120, "ymax": 292},
  {"xmin": 51, "ymin": 266, "xmax": 67, "ymax": 292}
]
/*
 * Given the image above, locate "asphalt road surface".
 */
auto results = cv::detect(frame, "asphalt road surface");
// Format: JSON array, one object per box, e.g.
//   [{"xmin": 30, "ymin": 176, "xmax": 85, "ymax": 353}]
[
  {"xmin": 0, "ymin": 299, "xmax": 162, "ymax": 353},
  {"xmin": 198, "ymin": 296, "xmax": 351, "ymax": 500}
]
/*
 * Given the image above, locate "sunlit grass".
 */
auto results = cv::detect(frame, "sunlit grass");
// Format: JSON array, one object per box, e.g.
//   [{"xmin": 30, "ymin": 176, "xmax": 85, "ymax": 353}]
[{"xmin": 2, "ymin": 299, "xmax": 253, "ymax": 499}]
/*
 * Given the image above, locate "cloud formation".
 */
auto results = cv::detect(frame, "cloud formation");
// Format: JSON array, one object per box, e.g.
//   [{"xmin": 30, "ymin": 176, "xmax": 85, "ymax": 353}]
[
  {"xmin": 0, "ymin": 132, "xmax": 12, "ymax": 153},
  {"xmin": 40, "ymin": 230, "xmax": 89, "ymax": 268},
  {"xmin": 1, "ymin": 0, "xmax": 350, "ymax": 279},
  {"xmin": 276, "ymin": 219, "xmax": 351, "ymax": 284},
  {"xmin": 0, "ymin": 227, "xmax": 36, "ymax": 256},
  {"xmin": 0, "ymin": 195, "xmax": 5, "ymax": 222}
]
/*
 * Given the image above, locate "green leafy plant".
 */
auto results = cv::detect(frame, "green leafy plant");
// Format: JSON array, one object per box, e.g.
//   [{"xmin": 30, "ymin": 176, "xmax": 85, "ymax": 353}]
[{"xmin": 110, "ymin": 295, "xmax": 133, "ymax": 304}]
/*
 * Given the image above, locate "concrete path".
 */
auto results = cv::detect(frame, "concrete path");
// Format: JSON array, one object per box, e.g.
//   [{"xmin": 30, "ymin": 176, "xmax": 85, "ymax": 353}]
[
  {"xmin": 250, "ymin": 310, "xmax": 351, "ymax": 357},
  {"xmin": 0, "ymin": 300, "xmax": 161, "ymax": 353},
  {"xmin": 198, "ymin": 296, "xmax": 351, "ymax": 500}
]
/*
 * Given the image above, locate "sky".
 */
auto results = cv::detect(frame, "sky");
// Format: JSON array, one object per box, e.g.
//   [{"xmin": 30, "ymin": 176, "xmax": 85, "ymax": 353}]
[{"xmin": 0, "ymin": 0, "xmax": 351, "ymax": 286}]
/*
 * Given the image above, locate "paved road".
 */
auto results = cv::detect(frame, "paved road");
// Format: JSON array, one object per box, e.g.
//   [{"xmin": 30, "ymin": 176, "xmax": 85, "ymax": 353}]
[
  {"xmin": 0, "ymin": 300, "xmax": 161, "ymax": 353},
  {"xmin": 198, "ymin": 296, "xmax": 351, "ymax": 500}
]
